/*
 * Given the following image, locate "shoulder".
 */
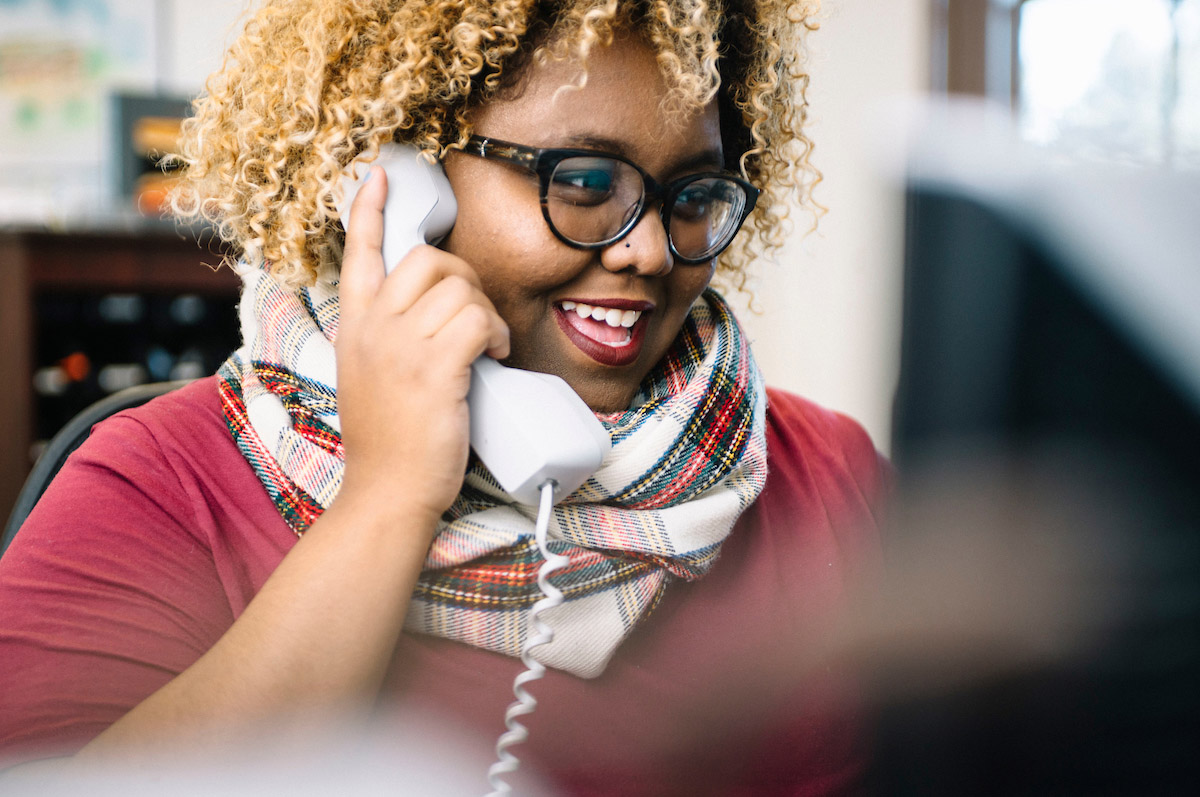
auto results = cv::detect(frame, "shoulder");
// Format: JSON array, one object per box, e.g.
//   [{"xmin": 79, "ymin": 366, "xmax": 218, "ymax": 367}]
[
  {"xmin": 765, "ymin": 387, "xmax": 889, "ymax": 490},
  {"xmin": 63, "ymin": 375, "xmax": 292, "ymax": 576},
  {"xmin": 7, "ymin": 377, "xmax": 230, "ymax": 546},
  {"xmin": 78, "ymin": 376, "xmax": 248, "ymax": 499},
  {"xmin": 0, "ymin": 379, "xmax": 291, "ymax": 761},
  {"xmin": 0, "ymin": 377, "xmax": 257, "ymax": 760},
  {"xmin": 97, "ymin": 375, "xmax": 228, "ymax": 452},
  {"xmin": 765, "ymin": 388, "xmax": 879, "ymax": 454},
  {"xmin": 4, "ymin": 375, "xmax": 268, "ymax": 566},
  {"xmin": 758, "ymin": 387, "xmax": 892, "ymax": 529},
  {"xmin": 6, "ymin": 375, "xmax": 289, "ymax": 592}
]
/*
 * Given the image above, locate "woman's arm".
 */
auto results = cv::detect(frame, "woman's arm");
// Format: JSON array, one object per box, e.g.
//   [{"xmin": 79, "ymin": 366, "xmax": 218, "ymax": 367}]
[{"xmin": 60, "ymin": 167, "xmax": 507, "ymax": 765}]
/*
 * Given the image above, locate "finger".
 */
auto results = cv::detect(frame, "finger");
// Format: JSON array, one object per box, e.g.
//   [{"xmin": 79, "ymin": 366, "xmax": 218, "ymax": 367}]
[
  {"xmin": 339, "ymin": 166, "xmax": 388, "ymax": 321},
  {"xmin": 434, "ymin": 302, "xmax": 511, "ymax": 364},
  {"xmin": 403, "ymin": 274, "xmax": 501, "ymax": 338},
  {"xmin": 374, "ymin": 245, "xmax": 484, "ymax": 314}
]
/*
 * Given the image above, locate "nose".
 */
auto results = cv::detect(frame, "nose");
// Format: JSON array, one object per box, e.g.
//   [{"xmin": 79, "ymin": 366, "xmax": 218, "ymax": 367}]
[{"xmin": 599, "ymin": 210, "xmax": 674, "ymax": 277}]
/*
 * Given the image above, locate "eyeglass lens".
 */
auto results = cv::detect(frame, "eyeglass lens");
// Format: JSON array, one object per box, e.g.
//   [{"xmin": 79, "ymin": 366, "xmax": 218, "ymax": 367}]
[{"xmin": 545, "ymin": 156, "xmax": 748, "ymax": 261}]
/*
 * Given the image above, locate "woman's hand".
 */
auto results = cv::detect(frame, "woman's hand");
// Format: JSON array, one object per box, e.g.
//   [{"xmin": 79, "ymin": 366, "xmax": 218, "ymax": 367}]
[
  {"xmin": 57, "ymin": 167, "xmax": 510, "ymax": 766},
  {"xmin": 336, "ymin": 166, "xmax": 509, "ymax": 525}
]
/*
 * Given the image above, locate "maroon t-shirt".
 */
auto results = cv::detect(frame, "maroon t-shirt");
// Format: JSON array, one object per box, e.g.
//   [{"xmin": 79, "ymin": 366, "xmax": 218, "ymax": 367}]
[{"xmin": 0, "ymin": 377, "xmax": 887, "ymax": 794}]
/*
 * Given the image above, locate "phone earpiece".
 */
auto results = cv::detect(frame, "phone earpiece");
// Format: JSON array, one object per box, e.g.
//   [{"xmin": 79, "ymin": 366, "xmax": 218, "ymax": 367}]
[{"xmin": 338, "ymin": 145, "xmax": 457, "ymax": 272}]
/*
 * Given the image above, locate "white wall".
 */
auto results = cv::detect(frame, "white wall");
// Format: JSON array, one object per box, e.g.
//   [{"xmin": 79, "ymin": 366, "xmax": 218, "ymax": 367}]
[
  {"xmin": 727, "ymin": 0, "xmax": 929, "ymax": 451},
  {"xmin": 160, "ymin": 0, "xmax": 251, "ymax": 95}
]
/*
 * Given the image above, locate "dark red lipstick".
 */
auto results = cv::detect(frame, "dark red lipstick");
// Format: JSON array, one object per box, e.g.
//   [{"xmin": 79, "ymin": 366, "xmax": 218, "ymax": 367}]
[{"xmin": 554, "ymin": 300, "xmax": 653, "ymax": 367}]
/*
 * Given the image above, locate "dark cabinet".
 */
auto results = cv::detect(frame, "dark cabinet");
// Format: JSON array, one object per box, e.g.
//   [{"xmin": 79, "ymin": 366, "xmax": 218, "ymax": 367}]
[{"xmin": 0, "ymin": 227, "xmax": 240, "ymax": 523}]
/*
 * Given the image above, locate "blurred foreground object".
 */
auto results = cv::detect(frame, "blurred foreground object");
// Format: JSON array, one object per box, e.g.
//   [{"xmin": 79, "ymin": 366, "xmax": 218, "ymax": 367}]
[{"xmin": 880, "ymin": 100, "xmax": 1200, "ymax": 793}]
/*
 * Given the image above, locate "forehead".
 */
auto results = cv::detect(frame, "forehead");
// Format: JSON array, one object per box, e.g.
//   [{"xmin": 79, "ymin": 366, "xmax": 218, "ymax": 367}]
[{"xmin": 470, "ymin": 35, "xmax": 721, "ymax": 169}]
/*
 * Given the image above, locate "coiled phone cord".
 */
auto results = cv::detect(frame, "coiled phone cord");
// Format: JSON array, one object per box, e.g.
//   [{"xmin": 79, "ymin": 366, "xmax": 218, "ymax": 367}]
[{"xmin": 485, "ymin": 480, "xmax": 566, "ymax": 796}]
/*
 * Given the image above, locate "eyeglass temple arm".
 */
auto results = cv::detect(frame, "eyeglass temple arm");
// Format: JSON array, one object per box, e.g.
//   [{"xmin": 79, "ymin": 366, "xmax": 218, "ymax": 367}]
[{"xmin": 467, "ymin": 136, "xmax": 539, "ymax": 170}]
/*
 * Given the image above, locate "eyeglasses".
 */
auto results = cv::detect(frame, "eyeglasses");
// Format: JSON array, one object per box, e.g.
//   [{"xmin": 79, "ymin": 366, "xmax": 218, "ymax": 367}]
[{"xmin": 460, "ymin": 135, "xmax": 759, "ymax": 265}]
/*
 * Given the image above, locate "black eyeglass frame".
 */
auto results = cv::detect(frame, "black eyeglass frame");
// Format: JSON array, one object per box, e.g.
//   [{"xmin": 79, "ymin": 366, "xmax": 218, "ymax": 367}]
[{"xmin": 461, "ymin": 134, "xmax": 760, "ymax": 265}]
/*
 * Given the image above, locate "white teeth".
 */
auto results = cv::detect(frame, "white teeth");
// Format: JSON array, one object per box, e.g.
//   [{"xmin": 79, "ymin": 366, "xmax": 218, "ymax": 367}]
[{"xmin": 560, "ymin": 301, "xmax": 643, "ymax": 328}]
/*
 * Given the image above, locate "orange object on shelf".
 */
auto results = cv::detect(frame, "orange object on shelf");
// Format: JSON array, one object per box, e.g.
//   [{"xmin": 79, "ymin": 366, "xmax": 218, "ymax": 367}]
[
  {"xmin": 131, "ymin": 115, "xmax": 183, "ymax": 157},
  {"xmin": 58, "ymin": 352, "xmax": 91, "ymax": 383},
  {"xmin": 135, "ymin": 173, "xmax": 179, "ymax": 216}
]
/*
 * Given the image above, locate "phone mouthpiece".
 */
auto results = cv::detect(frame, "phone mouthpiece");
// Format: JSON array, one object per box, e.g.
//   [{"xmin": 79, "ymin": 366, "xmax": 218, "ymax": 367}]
[{"xmin": 468, "ymin": 358, "xmax": 610, "ymax": 506}]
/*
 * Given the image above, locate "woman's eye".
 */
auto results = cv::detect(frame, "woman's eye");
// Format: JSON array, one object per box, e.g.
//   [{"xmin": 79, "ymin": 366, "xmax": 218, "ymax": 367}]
[
  {"xmin": 557, "ymin": 170, "xmax": 613, "ymax": 192},
  {"xmin": 550, "ymin": 158, "xmax": 618, "ymax": 205},
  {"xmin": 673, "ymin": 185, "xmax": 714, "ymax": 220}
]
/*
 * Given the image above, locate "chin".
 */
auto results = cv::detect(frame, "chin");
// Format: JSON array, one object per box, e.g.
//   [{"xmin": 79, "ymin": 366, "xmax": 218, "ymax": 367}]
[
  {"xmin": 573, "ymin": 379, "xmax": 639, "ymax": 414},
  {"xmin": 502, "ymin": 346, "xmax": 641, "ymax": 414}
]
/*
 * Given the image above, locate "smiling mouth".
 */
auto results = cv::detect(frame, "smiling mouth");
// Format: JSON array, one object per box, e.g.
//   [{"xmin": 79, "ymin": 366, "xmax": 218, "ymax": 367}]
[
  {"xmin": 555, "ymin": 300, "xmax": 651, "ymax": 367},
  {"xmin": 560, "ymin": 301, "xmax": 642, "ymax": 347}
]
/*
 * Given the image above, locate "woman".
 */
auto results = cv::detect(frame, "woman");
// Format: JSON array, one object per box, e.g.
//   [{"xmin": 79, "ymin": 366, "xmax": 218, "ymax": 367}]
[{"xmin": 0, "ymin": 0, "xmax": 887, "ymax": 792}]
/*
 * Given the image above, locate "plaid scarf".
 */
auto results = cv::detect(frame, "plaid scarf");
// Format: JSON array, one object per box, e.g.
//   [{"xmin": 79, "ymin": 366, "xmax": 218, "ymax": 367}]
[{"xmin": 219, "ymin": 266, "xmax": 767, "ymax": 678}]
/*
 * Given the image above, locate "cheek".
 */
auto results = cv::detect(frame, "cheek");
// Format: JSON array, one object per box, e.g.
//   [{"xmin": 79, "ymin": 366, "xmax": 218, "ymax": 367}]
[
  {"xmin": 648, "ymin": 268, "xmax": 713, "ymax": 356},
  {"xmin": 662, "ymin": 268, "xmax": 715, "ymax": 339},
  {"xmin": 444, "ymin": 196, "xmax": 578, "ymax": 332},
  {"xmin": 443, "ymin": 157, "xmax": 529, "ymax": 270},
  {"xmin": 446, "ymin": 192, "xmax": 520, "ymax": 264},
  {"xmin": 445, "ymin": 196, "xmax": 532, "ymax": 299},
  {"xmin": 674, "ymin": 266, "xmax": 716, "ymax": 311},
  {"xmin": 444, "ymin": 163, "xmax": 564, "ymax": 276}
]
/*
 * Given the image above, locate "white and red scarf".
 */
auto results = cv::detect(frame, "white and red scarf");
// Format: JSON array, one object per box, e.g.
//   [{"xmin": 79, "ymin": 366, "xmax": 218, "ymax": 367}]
[{"xmin": 219, "ymin": 265, "xmax": 767, "ymax": 678}]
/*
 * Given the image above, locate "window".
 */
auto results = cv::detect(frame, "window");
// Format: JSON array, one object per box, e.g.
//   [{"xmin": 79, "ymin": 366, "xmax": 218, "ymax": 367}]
[
  {"xmin": 940, "ymin": 0, "xmax": 1200, "ymax": 169},
  {"xmin": 1019, "ymin": 0, "xmax": 1200, "ymax": 168}
]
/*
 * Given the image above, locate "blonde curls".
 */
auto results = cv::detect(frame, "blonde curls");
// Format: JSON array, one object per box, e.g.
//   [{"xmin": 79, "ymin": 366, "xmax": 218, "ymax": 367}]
[{"xmin": 170, "ymin": 0, "xmax": 821, "ymax": 289}]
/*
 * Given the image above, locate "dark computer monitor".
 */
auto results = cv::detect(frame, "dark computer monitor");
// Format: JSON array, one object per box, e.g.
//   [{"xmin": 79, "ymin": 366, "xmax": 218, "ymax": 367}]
[{"xmin": 880, "ymin": 139, "xmax": 1200, "ymax": 793}]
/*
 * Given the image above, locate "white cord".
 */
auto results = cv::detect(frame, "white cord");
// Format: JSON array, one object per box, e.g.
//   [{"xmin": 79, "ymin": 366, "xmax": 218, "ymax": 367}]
[{"xmin": 485, "ymin": 480, "xmax": 568, "ymax": 796}]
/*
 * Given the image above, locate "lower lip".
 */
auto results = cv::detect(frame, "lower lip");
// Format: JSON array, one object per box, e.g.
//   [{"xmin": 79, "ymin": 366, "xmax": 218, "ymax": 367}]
[{"xmin": 554, "ymin": 307, "xmax": 648, "ymax": 367}]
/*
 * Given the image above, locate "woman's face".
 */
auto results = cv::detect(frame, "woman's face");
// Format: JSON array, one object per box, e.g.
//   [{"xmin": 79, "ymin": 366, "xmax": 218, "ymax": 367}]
[{"xmin": 442, "ymin": 35, "xmax": 722, "ymax": 412}]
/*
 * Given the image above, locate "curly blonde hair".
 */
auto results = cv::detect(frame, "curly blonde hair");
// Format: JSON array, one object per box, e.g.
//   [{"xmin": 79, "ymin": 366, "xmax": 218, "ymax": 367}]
[{"xmin": 170, "ymin": 0, "xmax": 821, "ymax": 290}]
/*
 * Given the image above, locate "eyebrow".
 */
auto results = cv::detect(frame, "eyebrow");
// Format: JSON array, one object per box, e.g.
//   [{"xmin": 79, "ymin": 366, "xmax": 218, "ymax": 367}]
[{"xmin": 556, "ymin": 133, "xmax": 726, "ymax": 176}]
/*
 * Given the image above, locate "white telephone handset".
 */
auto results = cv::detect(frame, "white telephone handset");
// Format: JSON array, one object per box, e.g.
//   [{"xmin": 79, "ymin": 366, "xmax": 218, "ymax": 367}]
[
  {"xmin": 338, "ymin": 145, "xmax": 610, "ymax": 505},
  {"xmin": 341, "ymin": 144, "xmax": 602, "ymax": 794}
]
